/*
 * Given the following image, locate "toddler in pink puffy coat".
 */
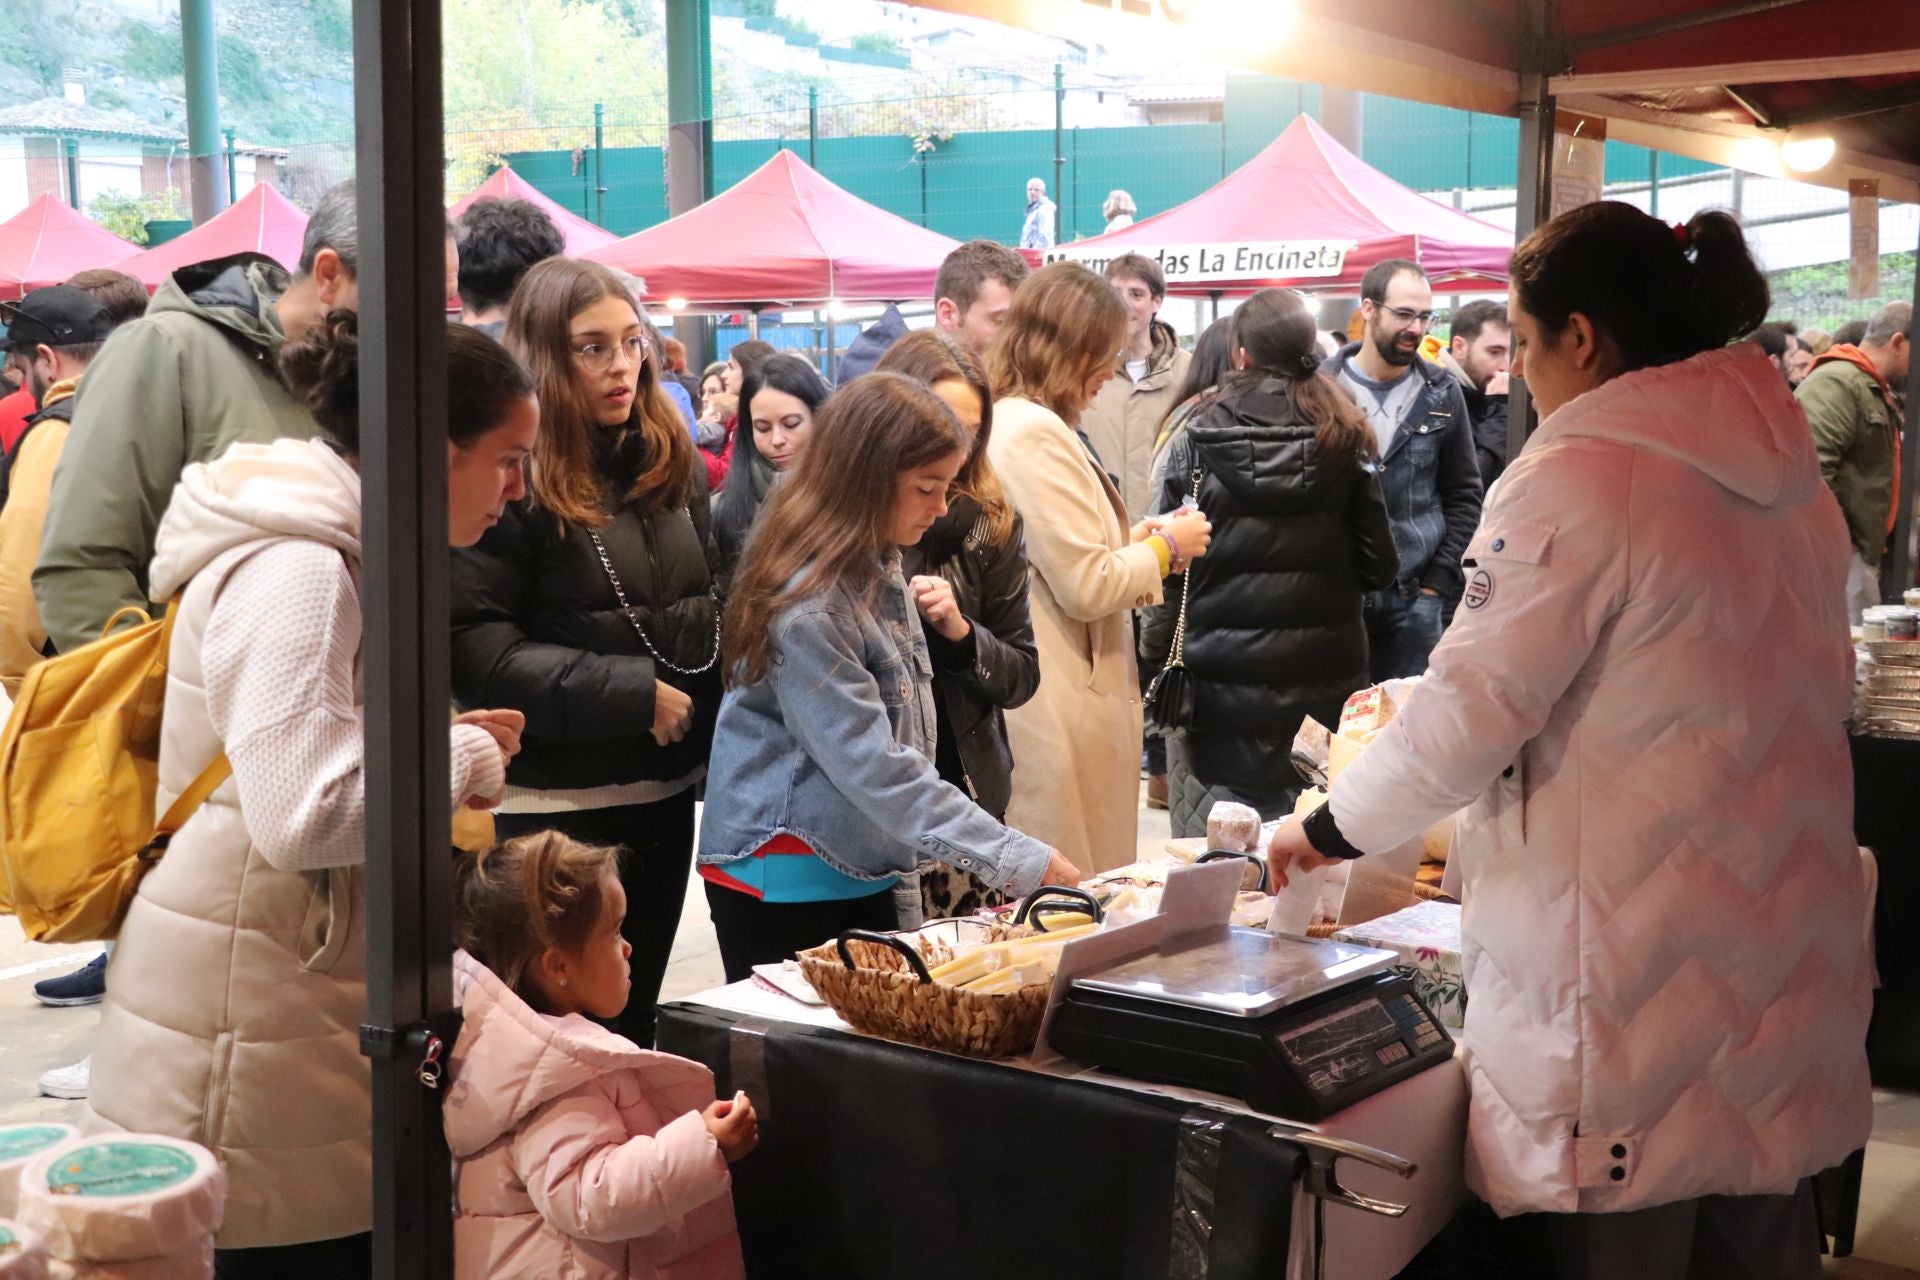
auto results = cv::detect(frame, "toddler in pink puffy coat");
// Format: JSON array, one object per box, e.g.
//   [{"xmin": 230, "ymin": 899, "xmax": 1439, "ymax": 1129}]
[{"xmin": 445, "ymin": 832, "xmax": 758, "ymax": 1279}]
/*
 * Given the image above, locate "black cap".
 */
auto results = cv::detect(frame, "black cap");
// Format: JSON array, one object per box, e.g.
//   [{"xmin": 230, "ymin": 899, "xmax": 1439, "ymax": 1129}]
[{"xmin": 0, "ymin": 286, "xmax": 114, "ymax": 352}]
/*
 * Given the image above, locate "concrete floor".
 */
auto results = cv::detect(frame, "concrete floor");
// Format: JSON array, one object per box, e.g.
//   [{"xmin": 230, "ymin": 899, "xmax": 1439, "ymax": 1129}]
[{"xmin": 3, "ymin": 796, "xmax": 1916, "ymax": 1274}]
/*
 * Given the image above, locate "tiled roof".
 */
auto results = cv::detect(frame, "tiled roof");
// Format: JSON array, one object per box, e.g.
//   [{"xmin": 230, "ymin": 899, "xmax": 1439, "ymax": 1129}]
[{"xmin": 0, "ymin": 97, "xmax": 185, "ymax": 143}]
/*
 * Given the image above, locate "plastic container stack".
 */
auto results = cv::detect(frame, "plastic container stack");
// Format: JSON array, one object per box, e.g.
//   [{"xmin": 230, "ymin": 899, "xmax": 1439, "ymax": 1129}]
[{"xmin": 15, "ymin": 1135, "xmax": 224, "ymax": 1280}]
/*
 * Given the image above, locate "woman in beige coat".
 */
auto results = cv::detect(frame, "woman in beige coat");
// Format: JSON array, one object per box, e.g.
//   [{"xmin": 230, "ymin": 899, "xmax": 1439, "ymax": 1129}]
[{"xmin": 985, "ymin": 264, "xmax": 1212, "ymax": 872}]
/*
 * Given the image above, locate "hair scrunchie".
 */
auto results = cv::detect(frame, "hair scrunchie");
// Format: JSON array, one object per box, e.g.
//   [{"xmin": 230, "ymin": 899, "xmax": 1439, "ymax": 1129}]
[
  {"xmin": 1298, "ymin": 351, "xmax": 1322, "ymax": 376},
  {"xmin": 1672, "ymin": 221, "xmax": 1693, "ymax": 250}
]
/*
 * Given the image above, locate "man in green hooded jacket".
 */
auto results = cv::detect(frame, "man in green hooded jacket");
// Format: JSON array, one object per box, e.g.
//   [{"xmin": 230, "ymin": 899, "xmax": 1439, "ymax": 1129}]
[{"xmin": 33, "ymin": 179, "xmax": 371, "ymax": 654}]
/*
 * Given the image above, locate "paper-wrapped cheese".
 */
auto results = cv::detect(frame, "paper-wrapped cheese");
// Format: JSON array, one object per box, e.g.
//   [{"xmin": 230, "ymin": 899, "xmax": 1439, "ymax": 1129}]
[
  {"xmin": 1205, "ymin": 801, "xmax": 1261, "ymax": 853},
  {"xmin": 0, "ymin": 1218, "xmax": 49, "ymax": 1280},
  {"xmin": 0, "ymin": 1128, "xmax": 74, "ymax": 1218},
  {"xmin": 18, "ymin": 1136, "xmax": 223, "ymax": 1276}
]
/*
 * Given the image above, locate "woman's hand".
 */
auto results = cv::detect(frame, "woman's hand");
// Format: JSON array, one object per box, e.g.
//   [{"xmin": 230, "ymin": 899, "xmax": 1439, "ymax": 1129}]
[
  {"xmin": 1041, "ymin": 847, "xmax": 1084, "ymax": 888},
  {"xmin": 1266, "ymin": 815, "xmax": 1332, "ymax": 890},
  {"xmin": 909, "ymin": 575, "xmax": 971, "ymax": 643},
  {"xmin": 652, "ymin": 680, "xmax": 694, "ymax": 747},
  {"xmin": 456, "ymin": 708, "xmax": 525, "ymax": 760},
  {"xmin": 702, "ymin": 1092, "xmax": 760, "ymax": 1163},
  {"xmin": 1157, "ymin": 508, "xmax": 1213, "ymax": 566}
]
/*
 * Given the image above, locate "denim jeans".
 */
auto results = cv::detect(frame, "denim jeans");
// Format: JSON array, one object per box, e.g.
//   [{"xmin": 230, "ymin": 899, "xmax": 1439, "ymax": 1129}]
[{"xmin": 1366, "ymin": 587, "xmax": 1445, "ymax": 682}]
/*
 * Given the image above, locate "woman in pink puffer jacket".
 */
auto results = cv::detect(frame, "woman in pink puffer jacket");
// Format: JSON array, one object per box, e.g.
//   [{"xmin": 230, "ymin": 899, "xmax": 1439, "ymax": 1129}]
[{"xmin": 446, "ymin": 832, "xmax": 756, "ymax": 1279}]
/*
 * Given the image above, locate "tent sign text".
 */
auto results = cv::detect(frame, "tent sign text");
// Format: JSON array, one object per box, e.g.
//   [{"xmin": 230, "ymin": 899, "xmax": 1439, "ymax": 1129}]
[{"xmin": 1044, "ymin": 240, "xmax": 1354, "ymax": 283}]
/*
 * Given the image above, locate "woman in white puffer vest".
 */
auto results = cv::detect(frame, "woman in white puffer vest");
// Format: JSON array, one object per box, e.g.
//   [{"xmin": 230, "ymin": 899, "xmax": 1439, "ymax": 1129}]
[
  {"xmin": 1269, "ymin": 203, "xmax": 1874, "ymax": 1277},
  {"xmin": 86, "ymin": 319, "xmax": 538, "ymax": 1278}
]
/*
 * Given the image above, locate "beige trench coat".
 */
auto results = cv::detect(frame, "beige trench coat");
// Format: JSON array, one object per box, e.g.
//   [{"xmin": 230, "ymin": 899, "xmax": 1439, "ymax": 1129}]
[{"xmin": 988, "ymin": 396, "xmax": 1165, "ymax": 873}]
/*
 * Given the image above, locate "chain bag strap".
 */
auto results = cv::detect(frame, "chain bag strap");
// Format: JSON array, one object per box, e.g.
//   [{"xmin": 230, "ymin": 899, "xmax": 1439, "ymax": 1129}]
[
  {"xmin": 586, "ymin": 522, "xmax": 722, "ymax": 677},
  {"xmin": 1142, "ymin": 467, "xmax": 1203, "ymax": 740}
]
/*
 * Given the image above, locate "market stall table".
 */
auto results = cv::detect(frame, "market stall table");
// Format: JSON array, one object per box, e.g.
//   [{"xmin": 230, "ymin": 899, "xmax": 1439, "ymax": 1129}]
[{"xmin": 657, "ymin": 975, "xmax": 1467, "ymax": 1280}]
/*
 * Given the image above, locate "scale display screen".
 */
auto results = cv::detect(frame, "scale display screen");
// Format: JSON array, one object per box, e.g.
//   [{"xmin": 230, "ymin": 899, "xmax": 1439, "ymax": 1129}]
[{"xmin": 1277, "ymin": 998, "xmax": 1398, "ymax": 1098}]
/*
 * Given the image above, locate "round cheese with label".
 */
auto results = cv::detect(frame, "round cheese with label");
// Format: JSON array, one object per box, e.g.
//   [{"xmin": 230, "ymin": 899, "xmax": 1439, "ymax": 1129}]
[
  {"xmin": 0, "ymin": 1127, "xmax": 75, "ymax": 1219},
  {"xmin": 18, "ymin": 1136, "xmax": 223, "ymax": 1265},
  {"xmin": 0, "ymin": 1217, "xmax": 49, "ymax": 1280}
]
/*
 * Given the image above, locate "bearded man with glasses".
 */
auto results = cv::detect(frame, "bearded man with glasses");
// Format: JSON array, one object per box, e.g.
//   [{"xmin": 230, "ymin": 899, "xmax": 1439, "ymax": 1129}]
[{"xmin": 1331, "ymin": 258, "xmax": 1484, "ymax": 680}]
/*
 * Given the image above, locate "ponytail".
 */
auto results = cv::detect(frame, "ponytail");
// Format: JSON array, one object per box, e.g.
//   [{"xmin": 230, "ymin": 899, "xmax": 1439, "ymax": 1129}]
[{"xmin": 1509, "ymin": 201, "xmax": 1770, "ymax": 373}]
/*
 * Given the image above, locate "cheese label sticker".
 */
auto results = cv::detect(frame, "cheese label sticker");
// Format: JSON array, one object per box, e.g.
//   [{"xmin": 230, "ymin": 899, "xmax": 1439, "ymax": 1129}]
[
  {"xmin": 0, "ymin": 1126, "xmax": 67, "ymax": 1164},
  {"xmin": 45, "ymin": 1143, "xmax": 195, "ymax": 1198},
  {"xmin": 0, "ymin": 1223, "xmax": 16, "ymax": 1248},
  {"xmin": 1464, "ymin": 569, "xmax": 1494, "ymax": 611}
]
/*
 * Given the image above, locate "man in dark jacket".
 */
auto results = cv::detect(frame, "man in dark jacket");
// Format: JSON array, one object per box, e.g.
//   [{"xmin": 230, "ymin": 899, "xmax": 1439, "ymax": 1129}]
[
  {"xmin": 1447, "ymin": 299, "xmax": 1512, "ymax": 488},
  {"xmin": 1331, "ymin": 259, "xmax": 1483, "ymax": 681},
  {"xmin": 835, "ymin": 304, "xmax": 909, "ymax": 386}
]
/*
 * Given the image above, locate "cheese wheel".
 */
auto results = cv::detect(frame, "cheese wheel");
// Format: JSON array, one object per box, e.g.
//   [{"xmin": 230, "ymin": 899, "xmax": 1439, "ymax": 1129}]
[
  {"xmin": 0, "ymin": 1128, "xmax": 75, "ymax": 1219},
  {"xmin": 44, "ymin": 1240, "xmax": 212, "ymax": 1279},
  {"xmin": 18, "ymin": 1137, "xmax": 223, "ymax": 1266},
  {"xmin": 0, "ymin": 1218, "xmax": 49, "ymax": 1280}
]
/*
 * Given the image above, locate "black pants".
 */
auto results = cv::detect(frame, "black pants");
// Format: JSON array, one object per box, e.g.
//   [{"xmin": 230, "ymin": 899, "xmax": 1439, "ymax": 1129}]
[
  {"xmin": 215, "ymin": 1233, "xmax": 371, "ymax": 1279},
  {"xmin": 495, "ymin": 788, "xmax": 696, "ymax": 1048},
  {"xmin": 704, "ymin": 880, "xmax": 898, "ymax": 983}
]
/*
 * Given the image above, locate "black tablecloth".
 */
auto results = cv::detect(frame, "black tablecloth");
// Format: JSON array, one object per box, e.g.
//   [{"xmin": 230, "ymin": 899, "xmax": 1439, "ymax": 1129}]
[
  {"xmin": 1851, "ymin": 732, "xmax": 1920, "ymax": 1084},
  {"xmin": 657, "ymin": 1002, "xmax": 1305, "ymax": 1280}
]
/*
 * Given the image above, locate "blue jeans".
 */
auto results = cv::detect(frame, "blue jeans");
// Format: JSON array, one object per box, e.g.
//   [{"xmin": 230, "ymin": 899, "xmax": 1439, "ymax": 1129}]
[{"xmin": 1366, "ymin": 587, "xmax": 1444, "ymax": 682}]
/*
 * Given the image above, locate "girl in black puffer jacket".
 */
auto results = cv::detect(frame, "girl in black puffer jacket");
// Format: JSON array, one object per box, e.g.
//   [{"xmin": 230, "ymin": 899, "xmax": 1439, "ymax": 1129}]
[
  {"xmin": 452, "ymin": 258, "xmax": 720, "ymax": 1047},
  {"xmin": 1142, "ymin": 289, "xmax": 1399, "ymax": 838},
  {"xmin": 879, "ymin": 331, "xmax": 1042, "ymax": 919}
]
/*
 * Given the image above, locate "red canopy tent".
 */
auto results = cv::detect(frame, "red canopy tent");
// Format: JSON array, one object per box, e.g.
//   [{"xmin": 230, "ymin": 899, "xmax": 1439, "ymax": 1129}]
[
  {"xmin": 1040, "ymin": 115, "xmax": 1512, "ymax": 296},
  {"xmin": 448, "ymin": 165, "xmax": 618, "ymax": 256},
  {"xmin": 123, "ymin": 183, "xmax": 309, "ymax": 291},
  {"xmin": 585, "ymin": 150, "xmax": 962, "ymax": 307},
  {"xmin": 0, "ymin": 194, "xmax": 138, "ymax": 302}
]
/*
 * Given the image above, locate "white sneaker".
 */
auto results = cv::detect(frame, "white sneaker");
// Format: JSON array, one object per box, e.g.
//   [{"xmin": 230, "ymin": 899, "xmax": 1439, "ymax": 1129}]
[{"xmin": 38, "ymin": 1055, "xmax": 90, "ymax": 1100}]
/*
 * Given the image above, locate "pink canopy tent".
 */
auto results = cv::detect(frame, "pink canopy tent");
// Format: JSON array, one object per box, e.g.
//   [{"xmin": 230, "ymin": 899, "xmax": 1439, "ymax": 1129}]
[
  {"xmin": 1042, "ymin": 115, "xmax": 1512, "ymax": 296},
  {"xmin": 586, "ymin": 150, "xmax": 961, "ymax": 308},
  {"xmin": 123, "ymin": 183, "xmax": 309, "ymax": 290},
  {"xmin": 448, "ymin": 165, "xmax": 618, "ymax": 257},
  {"xmin": 0, "ymin": 195, "xmax": 138, "ymax": 302}
]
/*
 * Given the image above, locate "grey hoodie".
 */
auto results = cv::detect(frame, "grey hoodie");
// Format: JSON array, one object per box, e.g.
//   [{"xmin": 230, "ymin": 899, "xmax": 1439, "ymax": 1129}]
[{"xmin": 33, "ymin": 254, "xmax": 319, "ymax": 653}]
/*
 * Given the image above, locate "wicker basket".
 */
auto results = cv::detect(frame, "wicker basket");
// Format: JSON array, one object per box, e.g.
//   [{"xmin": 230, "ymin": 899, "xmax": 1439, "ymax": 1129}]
[{"xmin": 796, "ymin": 887, "xmax": 1100, "ymax": 1060}]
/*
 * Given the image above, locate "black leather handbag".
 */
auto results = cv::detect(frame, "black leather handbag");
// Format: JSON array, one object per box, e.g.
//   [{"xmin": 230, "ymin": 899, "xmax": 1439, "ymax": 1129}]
[{"xmin": 1142, "ymin": 468, "xmax": 1202, "ymax": 740}]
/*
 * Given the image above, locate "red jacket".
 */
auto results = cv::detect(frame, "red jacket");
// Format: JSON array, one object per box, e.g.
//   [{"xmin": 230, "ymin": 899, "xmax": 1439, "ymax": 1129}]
[{"xmin": 0, "ymin": 386, "xmax": 37, "ymax": 456}]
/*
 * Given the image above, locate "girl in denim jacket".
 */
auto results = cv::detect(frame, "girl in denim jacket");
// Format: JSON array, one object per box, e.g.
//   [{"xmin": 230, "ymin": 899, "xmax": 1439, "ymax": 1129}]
[{"xmin": 697, "ymin": 374, "xmax": 1082, "ymax": 979}]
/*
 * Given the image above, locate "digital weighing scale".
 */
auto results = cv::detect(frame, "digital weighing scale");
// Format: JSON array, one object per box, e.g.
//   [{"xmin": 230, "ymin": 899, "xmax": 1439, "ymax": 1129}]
[{"xmin": 1048, "ymin": 925, "xmax": 1454, "ymax": 1120}]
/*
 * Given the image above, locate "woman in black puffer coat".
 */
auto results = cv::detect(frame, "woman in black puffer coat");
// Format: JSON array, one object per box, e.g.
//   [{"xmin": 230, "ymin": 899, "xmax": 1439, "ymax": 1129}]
[
  {"xmin": 1142, "ymin": 289, "xmax": 1399, "ymax": 838},
  {"xmin": 878, "ymin": 331, "xmax": 1041, "ymax": 919},
  {"xmin": 452, "ymin": 259, "xmax": 720, "ymax": 1047}
]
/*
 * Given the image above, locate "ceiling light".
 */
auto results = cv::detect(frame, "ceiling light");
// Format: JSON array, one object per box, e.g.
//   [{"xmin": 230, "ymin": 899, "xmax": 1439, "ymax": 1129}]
[
  {"xmin": 1780, "ymin": 133, "xmax": 1836, "ymax": 174},
  {"xmin": 665, "ymin": 296, "xmax": 688, "ymax": 311}
]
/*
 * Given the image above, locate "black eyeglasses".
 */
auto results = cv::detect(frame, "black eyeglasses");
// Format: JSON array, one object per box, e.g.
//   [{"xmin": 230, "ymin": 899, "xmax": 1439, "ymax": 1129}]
[{"xmin": 1376, "ymin": 304, "xmax": 1436, "ymax": 327}]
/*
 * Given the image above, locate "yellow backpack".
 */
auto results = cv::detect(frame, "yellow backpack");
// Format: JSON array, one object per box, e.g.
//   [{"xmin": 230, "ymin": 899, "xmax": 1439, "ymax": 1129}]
[{"xmin": 0, "ymin": 603, "xmax": 230, "ymax": 942}]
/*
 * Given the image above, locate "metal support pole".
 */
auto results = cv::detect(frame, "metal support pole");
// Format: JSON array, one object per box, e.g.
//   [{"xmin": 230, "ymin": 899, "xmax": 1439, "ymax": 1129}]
[
  {"xmin": 63, "ymin": 138, "xmax": 79, "ymax": 209},
  {"xmin": 1210, "ymin": 290, "xmax": 1221, "ymax": 322},
  {"xmin": 825, "ymin": 308, "xmax": 838, "ymax": 384},
  {"xmin": 1888, "ymin": 227, "xmax": 1920, "ymax": 598},
  {"xmin": 808, "ymin": 85, "xmax": 818, "ymax": 168},
  {"xmin": 1731, "ymin": 167, "xmax": 1746, "ymax": 220},
  {"xmin": 1509, "ymin": 63, "xmax": 1558, "ymax": 464},
  {"xmin": 593, "ymin": 102, "xmax": 607, "ymax": 228},
  {"xmin": 223, "ymin": 127, "xmax": 238, "ymax": 203},
  {"xmin": 352, "ymin": 0, "xmax": 454, "ymax": 1271},
  {"xmin": 181, "ymin": 0, "xmax": 228, "ymax": 222},
  {"xmin": 667, "ymin": 0, "xmax": 715, "ymax": 369},
  {"xmin": 1053, "ymin": 64, "xmax": 1065, "ymax": 245},
  {"xmin": 748, "ymin": 308, "xmax": 761, "ymax": 340}
]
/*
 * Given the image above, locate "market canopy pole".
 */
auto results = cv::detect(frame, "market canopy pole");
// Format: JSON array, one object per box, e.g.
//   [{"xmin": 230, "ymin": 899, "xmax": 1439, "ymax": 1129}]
[
  {"xmin": 667, "ymin": 0, "xmax": 716, "ymax": 369},
  {"xmin": 352, "ymin": 0, "xmax": 457, "ymax": 1273},
  {"xmin": 1509, "ymin": 0, "xmax": 1560, "ymax": 462},
  {"xmin": 180, "ymin": 0, "xmax": 229, "ymax": 222}
]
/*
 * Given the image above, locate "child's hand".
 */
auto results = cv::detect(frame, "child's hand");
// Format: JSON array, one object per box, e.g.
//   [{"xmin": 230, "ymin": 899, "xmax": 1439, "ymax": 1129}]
[{"xmin": 702, "ymin": 1092, "xmax": 759, "ymax": 1162}]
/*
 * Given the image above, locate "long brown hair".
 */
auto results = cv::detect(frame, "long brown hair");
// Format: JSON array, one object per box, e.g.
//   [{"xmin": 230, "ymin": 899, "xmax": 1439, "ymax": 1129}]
[
  {"xmin": 453, "ymin": 832, "xmax": 620, "ymax": 1010},
  {"xmin": 505, "ymin": 257, "xmax": 696, "ymax": 527},
  {"xmin": 724, "ymin": 373, "xmax": 974, "ymax": 688},
  {"xmin": 1229, "ymin": 288, "xmax": 1374, "ymax": 463},
  {"xmin": 874, "ymin": 329, "xmax": 1014, "ymax": 547},
  {"xmin": 985, "ymin": 261, "xmax": 1126, "ymax": 425}
]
